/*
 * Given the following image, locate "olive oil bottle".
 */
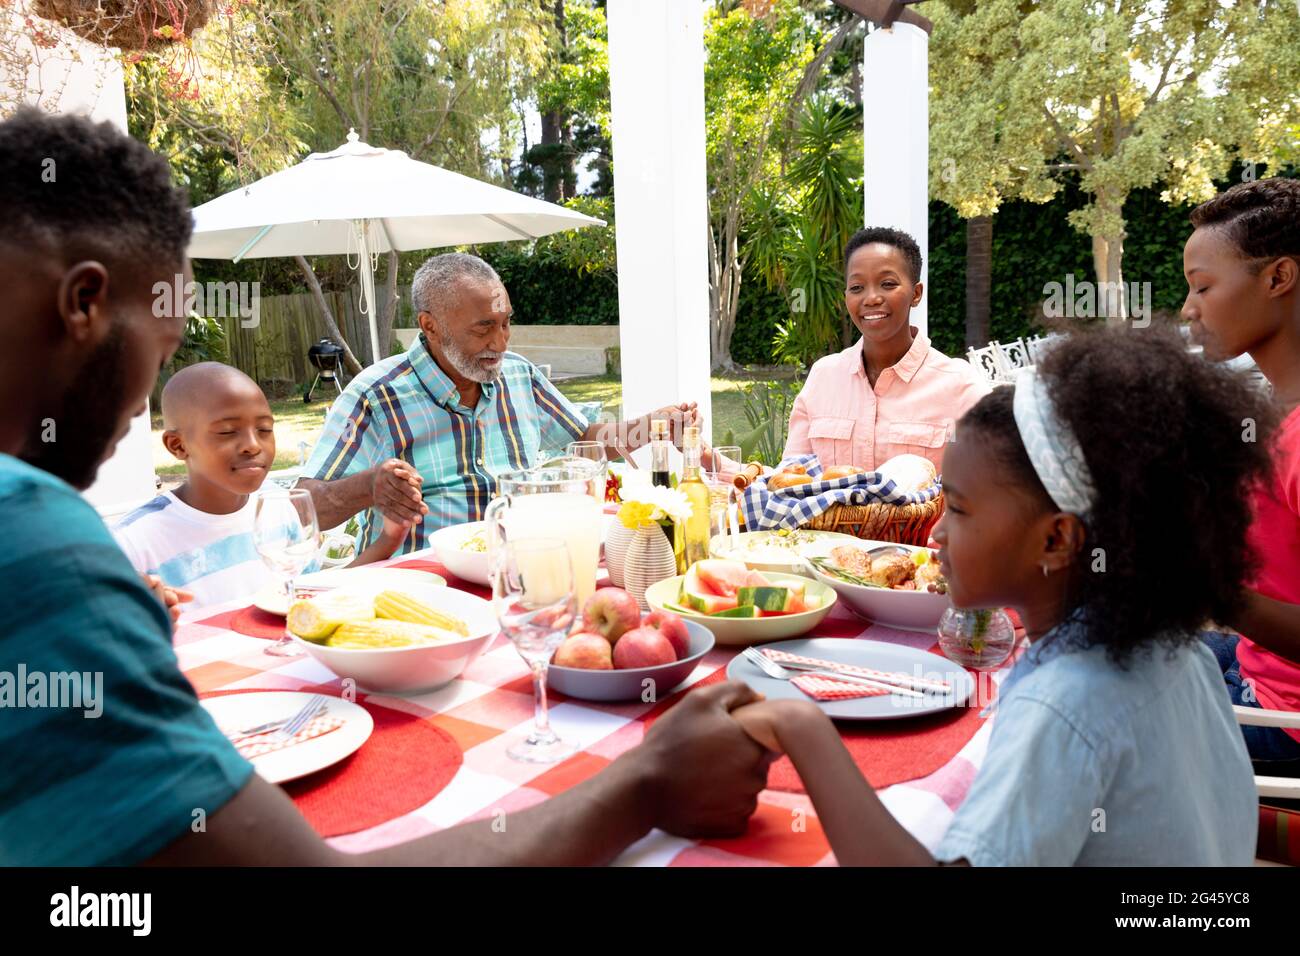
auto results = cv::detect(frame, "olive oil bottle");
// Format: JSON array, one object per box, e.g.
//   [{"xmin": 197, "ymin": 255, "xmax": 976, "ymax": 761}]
[{"xmin": 675, "ymin": 426, "xmax": 711, "ymax": 574}]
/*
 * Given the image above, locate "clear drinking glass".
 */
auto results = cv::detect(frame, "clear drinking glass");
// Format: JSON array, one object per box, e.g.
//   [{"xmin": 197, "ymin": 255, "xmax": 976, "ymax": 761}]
[
  {"xmin": 566, "ymin": 441, "xmax": 608, "ymax": 501},
  {"xmin": 493, "ymin": 538, "xmax": 577, "ymax": 764},
  {"xmin": 936, "ymin": 607, "xmax": 1017, "ymax": 671},
  {"xmin": 253, "ymin": 488, "xmax": 321, "ymax": 658},
  {"xmin": 710, "ymin": 445, "xmax": 743, "ymax": 484}
]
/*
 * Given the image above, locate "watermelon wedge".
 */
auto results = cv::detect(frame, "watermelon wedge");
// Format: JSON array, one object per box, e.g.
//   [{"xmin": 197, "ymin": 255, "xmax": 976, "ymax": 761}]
[
  {"xmin": 692, "ymin": 559, "xmax": 754, "ymax": 598},
  {"xmin": 711, "ymin": 605, "xmax": 761, "ymax": 618},
  {"xmin": 681, "ymin": 589, "xmax": 739, "ymax": 614}
]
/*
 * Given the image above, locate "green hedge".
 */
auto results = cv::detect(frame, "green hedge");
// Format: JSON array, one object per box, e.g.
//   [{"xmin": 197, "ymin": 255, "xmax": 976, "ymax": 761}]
[
  {"xmin": 478, "ymin": 247, "xmax": 619, "ymax": 326},
  {"xmin": 925, "ymin": 167, "xmax": 1296, "ymax": 357}
]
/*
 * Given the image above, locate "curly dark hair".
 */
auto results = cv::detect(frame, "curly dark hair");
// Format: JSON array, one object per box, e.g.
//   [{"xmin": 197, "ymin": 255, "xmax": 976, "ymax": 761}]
[
  {"xmin": 1188, "ymin": 176, "xmax": 1300, "ymax": 270},
  {"xmin": 0, "ymin": 107, "xmax": 192, "ymax": 294},
  {"xmin": 958, "ymin": 327, "xmax": 1278, "ymax": 664},
  {"xmin": 843, "ymin": 226, "xmax": 923, "ymax": 283}
]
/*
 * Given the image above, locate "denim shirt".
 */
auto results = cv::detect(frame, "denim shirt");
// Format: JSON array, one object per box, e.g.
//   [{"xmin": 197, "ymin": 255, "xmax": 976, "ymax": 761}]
[{"xmin": 935, "ymin": 626, "xmax": 1257, "ymax": 866}]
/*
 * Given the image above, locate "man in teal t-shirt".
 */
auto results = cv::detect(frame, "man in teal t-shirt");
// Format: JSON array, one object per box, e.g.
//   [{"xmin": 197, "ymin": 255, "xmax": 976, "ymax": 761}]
[{"xmin": 0, "ymin": 109, "xmax": 774, "ymax": 866}]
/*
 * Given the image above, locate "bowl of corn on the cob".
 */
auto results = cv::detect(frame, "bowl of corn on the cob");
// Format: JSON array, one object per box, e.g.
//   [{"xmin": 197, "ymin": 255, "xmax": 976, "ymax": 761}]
[{"xmin": 286, "ymin": 586, "xmax": 499, "ymax": 693}]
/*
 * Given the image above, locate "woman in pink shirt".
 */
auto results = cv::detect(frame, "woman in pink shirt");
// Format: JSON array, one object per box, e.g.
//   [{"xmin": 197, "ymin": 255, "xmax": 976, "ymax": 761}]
[
  {"xmin": 783, "ymin": 227, "xmax": 990, "ymax": 472},
  {"xmin": 1185, "ymin": 177, "xmax": 1300, "ymax": 772}
]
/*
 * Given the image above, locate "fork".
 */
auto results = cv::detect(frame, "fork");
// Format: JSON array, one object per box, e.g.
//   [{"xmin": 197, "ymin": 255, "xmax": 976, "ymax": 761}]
[
  {"xmin": 741, "ymin": 647, "xmax": 923, "ymax": 699},
  {"xmin": 227, "ymin": 701, "xmax": 327, "ymax": 743},
  {"xmin": 270, "ymin": 694, "xmax": 328, "ymax": 743}
]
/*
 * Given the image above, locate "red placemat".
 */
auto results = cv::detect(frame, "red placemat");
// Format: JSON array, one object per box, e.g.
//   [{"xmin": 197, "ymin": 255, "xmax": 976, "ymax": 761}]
[
  {"xmin": 197, "ymin": 605, "xmax": 289, "ymax": 640},
  {"xmin": 647, "ymin": 643, "xmax": 995, "ymax": 793},
  {"xmin": 390, "ymin": 558, "xmax": 491, "ymax": 599},
  {"xmin": 202, "ymin": 687, "xmax": 463, "ymax": 837}
]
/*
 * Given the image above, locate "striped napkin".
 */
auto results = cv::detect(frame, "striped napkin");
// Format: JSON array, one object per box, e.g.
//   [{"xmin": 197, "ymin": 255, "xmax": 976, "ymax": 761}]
[
  {"xmin": 791, "ymin": 674, "xmax": 891, "ymax": 701},
  {"xmin": 762, "ymin": 648, "xmax": 952, "ymax": 692},
  {"xmin": 230, "ymin": 715, "xmax": 345, "ymax": 760}
]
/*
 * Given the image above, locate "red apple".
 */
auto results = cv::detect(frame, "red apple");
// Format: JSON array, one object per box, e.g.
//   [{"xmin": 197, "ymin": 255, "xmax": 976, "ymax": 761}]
[
  {"xmin": 553, "ymin": 632, "xmax": 614, "ymax": 670},
  {"xmin": 612, "ymin": 626, "xmax": 677, "ymax": 669},
  {"xmin": 581, "ymin": 587, "xmax": 641, "ymax": 646},
  {"xmin": 643, "ymin": 610, "xmax": 690, "ymax": 660}
]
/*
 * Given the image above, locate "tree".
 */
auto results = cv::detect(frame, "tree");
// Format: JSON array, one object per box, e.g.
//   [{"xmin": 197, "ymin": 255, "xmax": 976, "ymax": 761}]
[
  {"xmin": 247, "ymin": 0, "xmax": 552, "ymax": 367},
  {"xmin": 927, "ymin": 0, "xmax": 1300, "ymax": 324},
  {"xmin": 744, "ymin": 95, "xmax": 862, "ymax": 367},
  {"xmin": 927, "ymin": 0, "xmax": 1056, "ymax": 346},
  {"xmin": 527, "ymin": 0, "xmax": 610, "ymax": 199},
  {"xmin": 704, "ymin": 0, "xmax": 817, "ymax": 371}
]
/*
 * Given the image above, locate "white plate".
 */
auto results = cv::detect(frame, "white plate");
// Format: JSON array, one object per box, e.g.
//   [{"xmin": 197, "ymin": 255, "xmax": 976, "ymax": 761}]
[
  {"xmin": 709, "ymin": 529, "xmax": 864, "ymax": 575},
  {"xmin": 725, "ymin": 638, "xmax": 975, "ymax": 721},
  {"xmin": 252, "ymin": 566, "xmax": 447, "ymax": 616},
  {"xmin": 202, "ymin": 691, "xmax": 374, "ymax": 784}
]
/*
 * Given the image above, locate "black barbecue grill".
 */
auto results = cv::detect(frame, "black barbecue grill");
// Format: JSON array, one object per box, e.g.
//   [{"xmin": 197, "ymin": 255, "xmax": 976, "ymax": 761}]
[{"xmin": 305, "ymin": 339, "xmax": 346, "ymax": 403}]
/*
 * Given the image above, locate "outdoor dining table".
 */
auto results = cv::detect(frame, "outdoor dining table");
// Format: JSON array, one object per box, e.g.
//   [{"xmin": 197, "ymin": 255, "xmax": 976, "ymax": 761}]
[{"xmin": 176, "ymin": 546, "xmax": 1022, "ymax": 866}]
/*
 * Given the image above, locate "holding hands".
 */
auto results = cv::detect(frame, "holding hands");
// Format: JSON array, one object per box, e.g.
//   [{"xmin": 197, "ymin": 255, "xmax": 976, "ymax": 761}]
[{"xmin": 371, "ymin": 458, "xmax": 427, "ymax": 526}]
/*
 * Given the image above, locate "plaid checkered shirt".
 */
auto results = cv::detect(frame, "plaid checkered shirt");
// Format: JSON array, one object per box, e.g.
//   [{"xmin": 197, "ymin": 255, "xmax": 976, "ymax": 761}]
[{"xmin": 303, "ymin": 333, "xmax": 590, "ymax": 555}]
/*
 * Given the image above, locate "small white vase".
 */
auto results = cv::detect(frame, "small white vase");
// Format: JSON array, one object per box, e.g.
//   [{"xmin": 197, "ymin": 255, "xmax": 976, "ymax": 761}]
[
  {"xmin": 623, "ymin": 523, "xmax": 678, "ymax": 611},
  {"xmin": 604, "ymin": 520, "xmax": 636, "ymax": 588}
]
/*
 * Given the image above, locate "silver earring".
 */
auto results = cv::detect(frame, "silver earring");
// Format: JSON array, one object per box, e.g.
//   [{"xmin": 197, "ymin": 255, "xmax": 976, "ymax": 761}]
[{"xmin": 1041, "ymin": 564, "xmax": 1050, "ymax": 577}]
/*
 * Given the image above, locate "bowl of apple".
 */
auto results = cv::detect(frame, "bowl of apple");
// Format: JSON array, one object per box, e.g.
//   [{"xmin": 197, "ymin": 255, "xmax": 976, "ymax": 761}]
[{"xmin": 546, "ymin": 587, "xmax": 715, "ymax": 703}]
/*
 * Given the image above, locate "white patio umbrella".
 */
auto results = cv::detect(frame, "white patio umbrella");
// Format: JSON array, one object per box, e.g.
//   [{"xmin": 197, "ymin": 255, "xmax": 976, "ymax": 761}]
[{"xmin": 188, "ymin": 130, "xmax": 604, "ymax": 364}]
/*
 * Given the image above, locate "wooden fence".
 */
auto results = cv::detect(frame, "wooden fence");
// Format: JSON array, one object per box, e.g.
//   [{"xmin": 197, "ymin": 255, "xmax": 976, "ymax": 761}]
[{"xmin": 218, "ymin": 284, "xmax": 413, "ymax": 393}]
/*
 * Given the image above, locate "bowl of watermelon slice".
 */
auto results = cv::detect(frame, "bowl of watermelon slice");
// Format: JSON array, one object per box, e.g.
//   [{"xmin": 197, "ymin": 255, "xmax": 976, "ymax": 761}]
[{"xmin": 643, "ymin": 559, "xmax": 836, "ymax": 646}]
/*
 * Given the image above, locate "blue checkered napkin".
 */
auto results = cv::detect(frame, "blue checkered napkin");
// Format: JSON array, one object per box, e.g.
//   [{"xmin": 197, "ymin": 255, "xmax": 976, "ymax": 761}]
[{"xmin": 737, "ymin": 454, "xmax": 942, "ymax": 532}]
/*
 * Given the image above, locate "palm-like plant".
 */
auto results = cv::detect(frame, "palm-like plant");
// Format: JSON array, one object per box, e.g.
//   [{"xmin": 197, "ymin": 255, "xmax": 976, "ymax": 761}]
[{"xmin": 747, "ymin": 95, "xmax": 863, "ymax": 367}]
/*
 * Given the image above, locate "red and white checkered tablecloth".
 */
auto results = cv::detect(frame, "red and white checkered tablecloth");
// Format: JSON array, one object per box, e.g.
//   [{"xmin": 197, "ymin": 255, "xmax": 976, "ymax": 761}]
[{"xmin": 173, "ymin": 549, "xmax": 1018, "ymax": 866}]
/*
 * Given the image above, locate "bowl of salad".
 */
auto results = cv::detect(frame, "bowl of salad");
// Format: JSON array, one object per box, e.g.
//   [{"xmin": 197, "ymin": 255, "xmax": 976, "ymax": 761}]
[{"xmin": 429, "ymin": 521, "xmax": 492, "ymax": 586}]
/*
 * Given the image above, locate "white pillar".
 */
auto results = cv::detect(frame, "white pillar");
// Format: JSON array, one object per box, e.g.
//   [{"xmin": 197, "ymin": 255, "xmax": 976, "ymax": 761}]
[
  {"xmin": 863, "ymin": 23, "xmax": 929, "ymax": 338},
  {"xmin": 607, "ymin": 0, "xmax": 713, "ymax": 463},
  {"xmin": 3, "ymin": 11, "xmax": 158, "ymax": 518}
]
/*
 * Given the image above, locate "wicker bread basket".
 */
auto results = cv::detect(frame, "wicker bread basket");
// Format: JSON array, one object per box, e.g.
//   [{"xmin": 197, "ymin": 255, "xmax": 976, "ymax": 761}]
[{"xmin": 801, "ymin": 493, "xmax": 945, "ymax": 545}]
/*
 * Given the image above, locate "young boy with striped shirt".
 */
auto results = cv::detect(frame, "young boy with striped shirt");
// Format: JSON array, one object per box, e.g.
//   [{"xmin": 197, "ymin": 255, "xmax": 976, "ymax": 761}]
[{"xmin": 114, "ymin": 362, "xmax": 408, "ymax": 611}]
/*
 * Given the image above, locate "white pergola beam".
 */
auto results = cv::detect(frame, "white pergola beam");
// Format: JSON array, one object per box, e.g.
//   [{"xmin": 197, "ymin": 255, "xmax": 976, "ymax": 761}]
[
  {"xmin": 607, "ymin": 0, "xmax": 713, "ymax": 461},
  {"xmin": 863, "ymin": 22, "xmax": 930, "ymax": 337}
]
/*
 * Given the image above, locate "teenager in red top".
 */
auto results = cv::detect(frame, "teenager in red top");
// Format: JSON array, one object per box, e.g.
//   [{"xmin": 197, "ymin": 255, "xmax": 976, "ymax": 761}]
[{"xmin": 1184, "ymin": 176, "xmax": 1300, "ymax": 771}]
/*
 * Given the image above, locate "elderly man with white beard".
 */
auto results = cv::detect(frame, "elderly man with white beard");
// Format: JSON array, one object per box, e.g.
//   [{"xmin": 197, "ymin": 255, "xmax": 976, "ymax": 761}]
[{"xmin": 297, "ymin": 252, "xmax": 700, "ymax": 554}]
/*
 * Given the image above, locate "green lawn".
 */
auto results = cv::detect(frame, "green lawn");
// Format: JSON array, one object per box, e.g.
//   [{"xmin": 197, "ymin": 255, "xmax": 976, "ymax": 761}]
[
  {"xmin": 555, "ymin": 372, "xmax": 792, "ymax": 446},
  {"xmin": 148, "ymin": 373, "xmax": 789, "ymax": 478},
  {"xmin": 150, "ymin": 398, "xmax": 332, "ymax": 478}
]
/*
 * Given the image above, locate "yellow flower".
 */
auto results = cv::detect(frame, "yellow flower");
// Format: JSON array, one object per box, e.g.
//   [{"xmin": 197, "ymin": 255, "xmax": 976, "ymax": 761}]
[{"xmin": 618, "ymin": 501, "xmax": 657, "ymax": 530}]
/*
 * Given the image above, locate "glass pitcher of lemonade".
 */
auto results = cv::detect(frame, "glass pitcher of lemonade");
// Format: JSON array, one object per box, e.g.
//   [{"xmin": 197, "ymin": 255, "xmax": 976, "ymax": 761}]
[{"xmin": 486, "ymin": 461, "xmax": 603, "ymax": 610}]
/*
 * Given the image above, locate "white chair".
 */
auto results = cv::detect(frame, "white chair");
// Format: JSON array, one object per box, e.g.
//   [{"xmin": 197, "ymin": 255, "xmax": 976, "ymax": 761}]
[
  {"xmin": 966, "ymin": 343, "xmax": 1011, "ymax": 385},
  {"xmin": 997, "ymin": 337, "xmax": 1032, "ymax": 373},
  {"xmin": 1234, "ymin": 705, "xmax": 1300, "ymax": 866}
]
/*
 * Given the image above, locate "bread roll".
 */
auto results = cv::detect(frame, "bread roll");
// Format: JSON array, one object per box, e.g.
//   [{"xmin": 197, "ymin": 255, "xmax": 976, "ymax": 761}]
[
  {"xmin": 821, "ymin": 465, "xmax": 866, "ymax": 481},
  {"xmin": 877, "ymin": 453, "xmax": 938, "ymax": 492},
  {"xmin": 768, "ymin": 473, "xmax": 813, "ymax": 491}
]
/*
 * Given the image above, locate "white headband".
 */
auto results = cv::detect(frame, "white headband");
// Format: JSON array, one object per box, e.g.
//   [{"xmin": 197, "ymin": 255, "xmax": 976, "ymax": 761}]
[{"xmin": 1011, "ymin": 366, "xmax": 1095, "ymax": 516}]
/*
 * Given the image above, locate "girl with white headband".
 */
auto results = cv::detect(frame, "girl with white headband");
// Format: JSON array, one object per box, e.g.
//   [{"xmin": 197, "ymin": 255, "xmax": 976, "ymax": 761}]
[{"xmin": 731, "ymin": 328, "xmax": 1273, "ymax": 865}]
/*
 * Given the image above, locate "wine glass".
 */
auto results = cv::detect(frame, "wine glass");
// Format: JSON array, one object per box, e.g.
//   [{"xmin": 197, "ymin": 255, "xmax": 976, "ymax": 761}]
[
  {"xmin": 253, "ymin": 488, "xmax": 321, "ymax": 658},
  {"xmin": 566, "ymin": 440, "xmax": 608, "ymax": 502},
  {"xmin": 493, "ymin": 537, "xmax": 577, "ymax": 763}
]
